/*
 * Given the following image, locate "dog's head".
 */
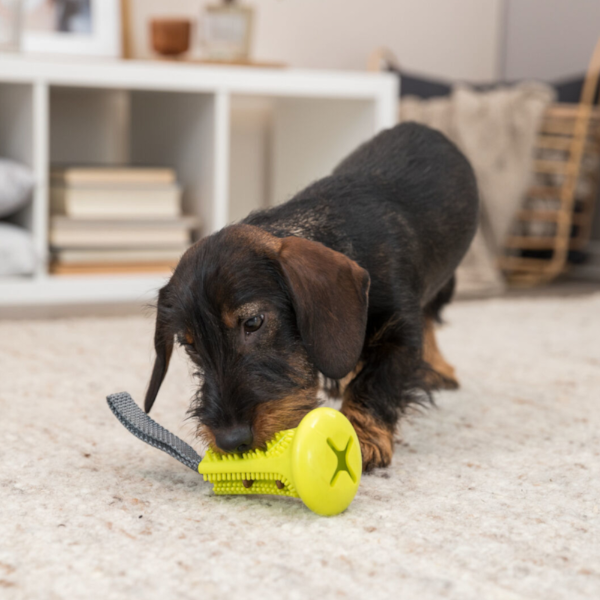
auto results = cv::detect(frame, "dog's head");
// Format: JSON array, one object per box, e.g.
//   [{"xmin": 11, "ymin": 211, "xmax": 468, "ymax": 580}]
[{"xmin": 145, "ymin": 224, "xmax": 369, "ymax": 453}]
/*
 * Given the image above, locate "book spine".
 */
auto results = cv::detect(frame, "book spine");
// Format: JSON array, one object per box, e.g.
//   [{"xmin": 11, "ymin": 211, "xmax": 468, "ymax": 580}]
[{"xmin": 52, "ymin": 170, "xmax": 176, "ymax": 186}]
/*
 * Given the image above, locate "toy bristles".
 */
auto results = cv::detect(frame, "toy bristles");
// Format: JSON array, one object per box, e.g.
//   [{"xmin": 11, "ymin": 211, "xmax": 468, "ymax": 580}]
[{"xmin": 199, "ymin": 430, "xmax": 299, "ymax": 497}]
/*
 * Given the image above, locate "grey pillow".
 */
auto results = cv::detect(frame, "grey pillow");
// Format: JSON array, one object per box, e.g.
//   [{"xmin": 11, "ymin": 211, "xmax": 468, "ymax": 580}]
[
  {"xmin": 0, "ymin": 159, "xmax": 35, "ymax": 218},
  {"xmin": 0, "ymin": 222, "xmax": 37, "ymax": 276}
]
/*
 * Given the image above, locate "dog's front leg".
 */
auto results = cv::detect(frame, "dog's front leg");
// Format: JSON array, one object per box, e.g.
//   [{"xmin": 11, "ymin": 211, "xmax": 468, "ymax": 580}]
[{"xmin": 341, "ymin": 323, "xmax": 422, "ymax": 471}]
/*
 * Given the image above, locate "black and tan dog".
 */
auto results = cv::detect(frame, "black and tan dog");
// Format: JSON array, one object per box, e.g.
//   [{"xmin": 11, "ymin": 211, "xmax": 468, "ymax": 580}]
[{"xmin": 144, "ymin": 122, "xmax": 479, "ymax": 471}]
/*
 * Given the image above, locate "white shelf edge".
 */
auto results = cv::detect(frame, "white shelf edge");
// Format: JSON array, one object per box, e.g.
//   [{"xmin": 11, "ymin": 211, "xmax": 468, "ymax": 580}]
[
  {"xmin": 0, "ymin": 55, "xmax": 398, "ymax": 100},
  {"xmin": 0, "ymin": 274, "xmax": 168, "ymax": 306}
]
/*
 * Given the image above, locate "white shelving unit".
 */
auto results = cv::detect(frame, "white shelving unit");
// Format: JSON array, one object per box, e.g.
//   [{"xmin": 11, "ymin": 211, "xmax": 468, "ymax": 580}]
[{"xmin": 0, "ymin": 55, "xmax": 397, "ymax": 307}]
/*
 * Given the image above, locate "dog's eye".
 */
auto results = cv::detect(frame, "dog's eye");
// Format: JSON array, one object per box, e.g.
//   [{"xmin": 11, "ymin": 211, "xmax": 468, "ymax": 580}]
[{"xmin": 243, "ymin": 315, "xmax": 264, "ymax": 335}]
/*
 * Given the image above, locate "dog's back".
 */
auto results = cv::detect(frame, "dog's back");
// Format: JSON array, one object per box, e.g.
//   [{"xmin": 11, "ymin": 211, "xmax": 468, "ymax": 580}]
[
  {"xmin": 149, "ymin": 123, "xmax": 479, "ymax": 469},
  {"xmin": 333, "ymin": 122, "xmax": 479, "ymax": 300},
  {"xmin": 246, "ymin": 122, "xmax": 479, "ymax": 306}
]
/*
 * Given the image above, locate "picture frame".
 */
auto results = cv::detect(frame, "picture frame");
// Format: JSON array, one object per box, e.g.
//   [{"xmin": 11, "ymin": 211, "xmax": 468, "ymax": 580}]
[{"xmin": 22, "ymin": 0, "xmax": 121, "ymax": 58}]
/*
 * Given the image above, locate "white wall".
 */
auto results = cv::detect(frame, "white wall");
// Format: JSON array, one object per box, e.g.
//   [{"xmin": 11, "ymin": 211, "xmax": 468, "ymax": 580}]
[
  {"xmin": 129, "ymin": 0, "xmax": 503, "ymax": 80},
  {"xmin": 252, "ymin": 0, "xmax": 503, "ymax": 79},
  {"xmin": 503, "ymin": 0, "xmax": 600, "ymax": 81},
  {"xmin": 127, "ymin": 0, "xmax": 503, "ymax": 223}
]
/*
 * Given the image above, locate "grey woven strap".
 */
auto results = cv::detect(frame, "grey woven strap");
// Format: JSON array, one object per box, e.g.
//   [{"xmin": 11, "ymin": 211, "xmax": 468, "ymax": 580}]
[{"xmin": 107, "ymin": 392, "xmax": 202, "ymax": 472}]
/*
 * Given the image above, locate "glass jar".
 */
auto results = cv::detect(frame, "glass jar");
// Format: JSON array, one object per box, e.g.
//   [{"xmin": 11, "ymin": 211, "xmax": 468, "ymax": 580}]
[{"xmin": 202, "ymin": 0, "xmax": 254, "ymax": 62}]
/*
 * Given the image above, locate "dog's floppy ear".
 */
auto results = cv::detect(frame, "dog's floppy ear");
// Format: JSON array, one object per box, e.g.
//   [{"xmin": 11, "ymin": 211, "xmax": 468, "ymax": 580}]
[
  {"xmin": 278, "ymin": 236, "xmax": 370, "ymax": 380},
  {"xmin": 145, "ymin": 285, "xmax": 174, "ymax": 413}
]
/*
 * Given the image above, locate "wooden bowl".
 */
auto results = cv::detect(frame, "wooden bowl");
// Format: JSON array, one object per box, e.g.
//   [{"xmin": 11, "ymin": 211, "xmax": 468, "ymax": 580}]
[{"xmin": 150, "ymin": 18, "xmax": 192, "ymax": 57}]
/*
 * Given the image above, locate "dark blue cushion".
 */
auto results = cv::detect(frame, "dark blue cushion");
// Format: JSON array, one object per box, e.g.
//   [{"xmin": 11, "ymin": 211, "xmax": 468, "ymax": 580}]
[{"xmin": 388, "ymin": 67, "xmax": 589, "ymax": 104}]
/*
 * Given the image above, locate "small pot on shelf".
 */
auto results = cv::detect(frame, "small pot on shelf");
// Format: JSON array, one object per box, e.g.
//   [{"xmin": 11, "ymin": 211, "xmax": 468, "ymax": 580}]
[{"xmin": 150, "ymin": 18, "xmax": 192, "ymax": 57}]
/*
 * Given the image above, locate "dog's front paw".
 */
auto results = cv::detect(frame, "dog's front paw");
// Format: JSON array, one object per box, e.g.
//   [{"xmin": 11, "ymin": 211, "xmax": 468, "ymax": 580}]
[
  {"xmin": 358, "ymin": 432, "xmax": 394, "ymax": 472},
  {"xmin": 341, "ymin": 401, "xmax": 394, "ymax": 472},
  {"xmin": 424, "ymin": 366, "xmax": 460, "ymax": 391}
]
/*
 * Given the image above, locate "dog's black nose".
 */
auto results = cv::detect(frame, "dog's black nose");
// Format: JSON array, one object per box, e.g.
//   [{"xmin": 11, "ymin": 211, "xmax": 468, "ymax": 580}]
[{"xmin": 214, "ymin": 425, "xmax": 253, "ymax": 453}]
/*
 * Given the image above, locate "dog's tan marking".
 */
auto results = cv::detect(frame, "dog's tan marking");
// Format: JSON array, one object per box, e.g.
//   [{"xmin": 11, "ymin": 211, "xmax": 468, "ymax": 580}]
[
  {"xmin": 197, "ymin": 388, "xmax": 319, "ymax": 454},
  {"xmin": 369, "ymin": 315, "xmax": 402, "ymax": 348},
  {"xmin": 196, "ymin": 423, "xmax": 218, "ymax": 451},
  {"xmin": 184, "ymin": 331, "xmax": 194, "ymax": 345},
  {"xmin": 252, "ymin": 389, "xmax": 318, "ymax": 449},
  {"xmin": 322, "ymin": 362, "xmax": 364, "ymax": 399},
  {"xmin": 221, "ymin": 310, "xmax": 237, "ymax": 328},
  {"xmin": 227, "ymin": 224, "xmax": 282, "ymax": 255},
  {"xmin": 422, "ymin": 317, "xmax": 459, "ymax": 390},
  {"xmin": 341, "ymin": 399, "xmax": 394, "ymax": 471}
]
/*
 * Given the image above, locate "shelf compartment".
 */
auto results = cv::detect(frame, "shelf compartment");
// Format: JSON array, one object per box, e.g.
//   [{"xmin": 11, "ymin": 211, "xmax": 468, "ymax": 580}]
[
  {"xmin": 130, "ymin": 89, "xmax": 223, "ymax": 236},
  {"xmin": 271, "ymin": 96, "xmax": 376, "ymax": 205}
]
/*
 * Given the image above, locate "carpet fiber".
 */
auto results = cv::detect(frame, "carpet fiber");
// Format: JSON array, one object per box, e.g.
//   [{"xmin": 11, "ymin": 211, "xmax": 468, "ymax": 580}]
[{"xmin": 1, "ymin": 294, "xmax": 599, "ymax": 599}]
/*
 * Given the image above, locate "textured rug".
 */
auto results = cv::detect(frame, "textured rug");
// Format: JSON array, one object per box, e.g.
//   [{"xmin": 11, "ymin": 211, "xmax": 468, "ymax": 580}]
[{"xmin": 1, "ymin": 294, "xmax": 599, "ymax": 600}]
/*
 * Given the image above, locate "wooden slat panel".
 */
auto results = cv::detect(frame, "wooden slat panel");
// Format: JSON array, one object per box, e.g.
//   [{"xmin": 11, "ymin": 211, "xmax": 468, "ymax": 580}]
[
  {"xmin": 516, "ymin": 209, "xmax": 559, "ymax": 222},
  {"xmin": 544, "ymin": 103, "xmax": 600, "ymax": 119},
  {"xmin": 539, "ymin": 126, "xmax": 600, "ymax": 139},
  {"xmin": 505, "ymin": 236, "xmax": 558, "ymax": 250},
  {"xmin": 533, "ymin": 160, "xmax": 570, "ymax": 174},
  {"xmin": 502, "ymin": 37, "xmax": 600, "ymax": 285},
  {"xmin": 527, "ymin": 185, "xmax": 561, "ymax": 198},
  {"xmin": 534, "ymin": 136, "xmax": 600, "ymax": 151},
  {"xmin": 499, "ymin": 256, "xmax": 553, "ymax": 272},
  {"xmin": 535, "ymin": 135, "xmax": 573, "ymax": 151},
  {"xmin": 515, "ymin": 210, "xmax": 586, "ymax": 225},
  {"xmin": 539, "ymin": 121, "xmax": 578, "ymax": 136}
]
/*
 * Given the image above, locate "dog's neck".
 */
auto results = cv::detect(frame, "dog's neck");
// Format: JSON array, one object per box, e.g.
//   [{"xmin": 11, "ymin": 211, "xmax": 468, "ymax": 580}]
[{"xmin": 242, "ymin": 192, "xmax": 356, "ymax": 260}]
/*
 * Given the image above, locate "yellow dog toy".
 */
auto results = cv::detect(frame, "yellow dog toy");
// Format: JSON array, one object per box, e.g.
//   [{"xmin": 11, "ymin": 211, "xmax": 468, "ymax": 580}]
[{"xmin": 107, "ymin": 393, "xmax": 362, "ymax": 516}]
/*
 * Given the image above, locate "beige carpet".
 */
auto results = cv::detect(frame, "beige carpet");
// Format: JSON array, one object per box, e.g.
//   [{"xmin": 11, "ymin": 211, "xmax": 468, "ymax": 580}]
[{"xmin": 1, "ymin": 294, "xmax": 599, "ymax": 600}]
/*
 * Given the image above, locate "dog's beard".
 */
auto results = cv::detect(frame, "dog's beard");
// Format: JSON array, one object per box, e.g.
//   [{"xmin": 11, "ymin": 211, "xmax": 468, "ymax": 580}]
[{"xmin": 194, "ymin": 385, "xmax": 319, "ymax": 453}]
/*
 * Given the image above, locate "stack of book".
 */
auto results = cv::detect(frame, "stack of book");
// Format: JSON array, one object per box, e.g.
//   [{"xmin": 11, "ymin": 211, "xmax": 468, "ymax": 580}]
[{"xmin": 49, "ymin": 167, "xmax": 197, "ymax": 275}]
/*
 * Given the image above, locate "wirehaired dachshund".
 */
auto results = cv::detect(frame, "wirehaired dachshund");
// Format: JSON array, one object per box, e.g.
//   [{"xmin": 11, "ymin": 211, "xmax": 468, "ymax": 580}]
[{"xmin": 145, "ymin": 122, "xmax": 479, "ymax": 471}]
